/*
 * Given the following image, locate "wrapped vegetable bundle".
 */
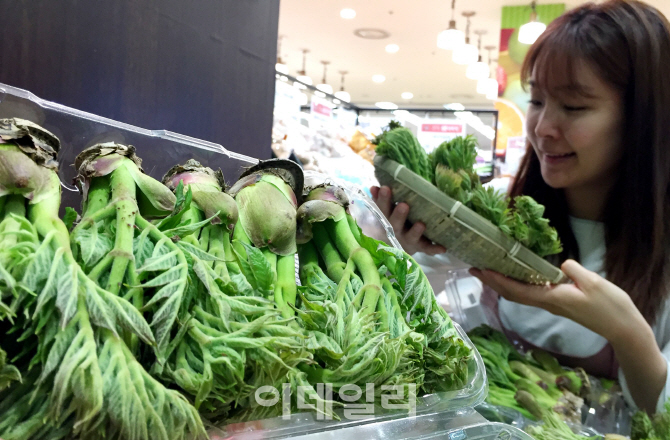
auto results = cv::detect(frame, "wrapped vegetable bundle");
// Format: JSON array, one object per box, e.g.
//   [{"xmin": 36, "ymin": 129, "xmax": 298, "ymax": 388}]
[{"xmin": 373, "ymin": 122, "xmax": 562, "ymax": 258}]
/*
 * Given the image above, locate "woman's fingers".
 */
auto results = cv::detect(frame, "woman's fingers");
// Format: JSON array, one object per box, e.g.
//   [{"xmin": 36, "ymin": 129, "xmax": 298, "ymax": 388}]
[
  {"xmin": 561, "ymin": 259, "xmax": 603, "ymax": 291},
  {"xmin": 388, "ymin": 202, "xmax": 410, "ymax": 233},
  {"xmin": 373, "ymin": 186, "xmax": 394, "ymax": 218}
]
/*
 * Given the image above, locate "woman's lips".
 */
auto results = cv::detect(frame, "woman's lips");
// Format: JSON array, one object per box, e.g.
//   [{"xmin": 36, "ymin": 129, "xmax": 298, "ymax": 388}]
[{"xmin": 543, "ymin": 152, "xmax": 576, "ymax": 165}]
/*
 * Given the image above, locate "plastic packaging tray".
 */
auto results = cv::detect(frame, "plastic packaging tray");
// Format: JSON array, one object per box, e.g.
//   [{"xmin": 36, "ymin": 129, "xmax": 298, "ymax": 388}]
[
  {"xmin": 0, "ymin": 82, "xmax": 487, "ymax": 436},
  {"xmin": 211, "ymin": 409, "xmax": 535, "ymax": 440}
]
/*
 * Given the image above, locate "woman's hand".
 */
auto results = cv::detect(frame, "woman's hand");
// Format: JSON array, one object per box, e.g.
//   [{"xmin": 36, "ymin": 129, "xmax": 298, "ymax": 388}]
[
  {"xmin": 471, "ymin": 259, "xmax": 667, "ymax": 412},
  {"xmin": 370, "ymin": 185, "xmax": 446, "ymax": 256},
  {"xmin": 469, "ymin": 259, "xmax": 637, "ymax": 343}
]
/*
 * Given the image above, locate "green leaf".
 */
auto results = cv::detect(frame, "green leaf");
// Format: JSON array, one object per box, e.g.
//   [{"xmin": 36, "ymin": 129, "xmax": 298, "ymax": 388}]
[
  {"xmin": 137, "ymin": 250, "xmax": 179, "ymax": 273},
  {"xmin": 142, "ymin": 280, "xmax": 186, "ymax": 310},
  {"xmin": 133, "ymin": 228, "xmax": 154, "ymax": 269},
  {"xmin": 156, "ymin": 182, "xmax": 193, "ymax": 231},
  {"xmin": 177, "ymin": 241, "xmax": 225, "ymax": 262},
  {"xmin": 151, "ymin": 292, "xmax": 182, "ymax": 355},
  {"xmin": 83, "ymin": 279, "xmax": 117, "ymax": 333},
  {"xmin": 32, "ymin": 247, "xmax": 64, "ymax": 318},
  {"xmin": 101, "ymin": 289, "xmax": 156, "ymax": 345},
  {"xmin": 63, "ymin": 207, "xmax": 79, "ymax": 231},
  {"xmin": 240, "ymin": 242, "xmax": 274, "ymax": 294},
  {"xmin": 55, "ymin": 263, "xmax": 79, "ymax": 328},
  {"xmin": 73, "ymin": 222, "xmax": 114, "ymax": 268},
  {"xmin": 22, "ymin": 234, "xmax": 56, "ymax": 292},
  {"xmin": 140, "ymin": 265, "xmax": 184, "ymax": 288},
  {"xmin": 163, "ymin": 213, "xmax": 220, "ymax": 239}
]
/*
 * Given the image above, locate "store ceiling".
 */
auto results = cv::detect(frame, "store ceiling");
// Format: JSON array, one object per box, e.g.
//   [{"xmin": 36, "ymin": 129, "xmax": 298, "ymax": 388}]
[{"xmin": 278, "ymin": 0, "xmax": 670, "ymax": 109}]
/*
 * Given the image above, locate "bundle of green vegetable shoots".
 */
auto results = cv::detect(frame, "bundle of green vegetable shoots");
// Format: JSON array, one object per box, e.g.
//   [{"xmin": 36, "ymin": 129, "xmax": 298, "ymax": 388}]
[
  {"xmin": 631, "ymin": 400, "xmax": 670, "ymax": 440},
  {"xmin": 0, "ymin": 117, "xmax": 477, "ymax": 439},
  {"xmin": 295, "ymin": 184, "xmax": 471, "ymax": 397},
  {"xmin": 0, "ymin": 121, "xmax": 206, "ymax": 439},
  {"xmin": 373, "ymin": 122, "xmax": 562, "ymax": 257},
  {"xmin": 526, "ymin": 410, "xmax": 592, "ymax": 440},
  {"xmin": 469, "ymin": 325, "xmax": 585, "ymax": 425}
]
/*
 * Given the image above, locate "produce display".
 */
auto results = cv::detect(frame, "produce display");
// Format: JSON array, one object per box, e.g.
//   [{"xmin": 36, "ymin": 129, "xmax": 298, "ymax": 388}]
[
  {"xmin": 0, "ymin": 118, "xmax": 473, "ymax": 439},
  {"xmin": 373, "ymin": 122, "xmax": 562, "ymax": 258},
  {"xmin": 469, "ymin": 326, "xmax": 585, "ymax": 424},
  {"xmin": 631, "ymin": 401, "xmax": 670, "ymax": 440}
]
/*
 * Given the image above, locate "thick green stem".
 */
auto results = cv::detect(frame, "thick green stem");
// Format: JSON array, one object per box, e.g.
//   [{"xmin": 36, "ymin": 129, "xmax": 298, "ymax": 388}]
[
  {"xmin": 83, "ymin": 175, "xmax": 111, "ymax": 218},
  {"xmin": 324, "ymin": 218, "xmax": 382, "ymax": 315},
  {"xmin": 181, "ymin": 204, "xmax": 204, "ymax": 246},
  {"xmin": 312, "ymin": 223, "xmax": 346, "ymax": 282},
  {"xmin": 106, "ymin": 166, "xmax": 138, "ymax": 295},
  {"xmin": 275, "ymin": 254, "xmax": 297, "ymax": 320},
  {"xmin": 207, "ymin": 225, "xmax": 230, "ymax": 281},
  {"xmin": 222, "ymin": 228, "xmax": 240, "ymax": 274}
]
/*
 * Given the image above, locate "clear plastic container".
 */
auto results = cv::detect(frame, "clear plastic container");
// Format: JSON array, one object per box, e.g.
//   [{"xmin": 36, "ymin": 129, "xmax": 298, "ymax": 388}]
[
  {"xmin": 0, "ymin": 81, "xmax": 487, "ymax": 436},
  {"xmin": 209, "ymin": 409, "xmax": 534, "ymax": 440},
  {"xmin": 444, "ymin": 268, "xmax": 495, "ymax": 333}
]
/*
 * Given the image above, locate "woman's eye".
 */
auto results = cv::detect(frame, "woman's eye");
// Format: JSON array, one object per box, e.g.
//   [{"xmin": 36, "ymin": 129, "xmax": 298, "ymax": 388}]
[
  {"xmin": 528, "ymin": 99, "xmax": 543, "ymax": 107},
  {"xmin": 564, "ymin": 105, "xmax": 587, "ymax": 112}
]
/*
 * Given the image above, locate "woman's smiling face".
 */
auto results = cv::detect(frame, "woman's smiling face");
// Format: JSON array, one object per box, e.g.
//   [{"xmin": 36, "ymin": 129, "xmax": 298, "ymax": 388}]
[{"xmin": 527, "ymin": 60, "xmax": 625, "ymax": 190}]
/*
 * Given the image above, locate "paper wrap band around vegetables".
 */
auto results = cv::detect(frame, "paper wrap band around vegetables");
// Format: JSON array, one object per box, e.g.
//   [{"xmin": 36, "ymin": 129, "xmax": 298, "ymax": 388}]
[{"xmin": 162, "ymin": 159, "xmax": 238, "ymax": 228}]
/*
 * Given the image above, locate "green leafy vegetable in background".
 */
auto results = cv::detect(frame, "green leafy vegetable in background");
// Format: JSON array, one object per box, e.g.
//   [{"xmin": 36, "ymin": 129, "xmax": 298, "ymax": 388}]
[
  {"xmin": 631, "ymin": 399, "xmax": 670, "ymax": 440},
  {"xmin": 430, "ymin": 135, "xmax": 479, "ymax": 173},
  {"xmin": 375, "ymin": 125, "xmax": 434, "ymax": 182},
  {"xmin": 512, "ymin": 196, "xmax": 563, "ymax": 258}
]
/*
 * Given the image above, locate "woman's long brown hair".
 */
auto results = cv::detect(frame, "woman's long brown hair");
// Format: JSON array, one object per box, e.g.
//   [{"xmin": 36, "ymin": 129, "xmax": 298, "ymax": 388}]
[{"xmin": 509, "ymin": 0, "xmax": 670, "ymax": 325}]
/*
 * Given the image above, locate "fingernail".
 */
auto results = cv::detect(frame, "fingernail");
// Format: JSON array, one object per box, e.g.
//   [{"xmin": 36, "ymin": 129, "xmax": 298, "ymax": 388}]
[
  {"xmin": 397, "ymin": 204, "xmax": 408, "ymax": 214},
  {"xmin": 380, "ymin": 187, "xmax": 390, "ymax": 197}
]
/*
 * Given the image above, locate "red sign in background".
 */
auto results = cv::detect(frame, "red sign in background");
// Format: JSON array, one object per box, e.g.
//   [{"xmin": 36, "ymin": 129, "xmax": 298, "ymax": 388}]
[{"xmin": 421, "ymin": 123, "xmax": 463, "ymax": 133}]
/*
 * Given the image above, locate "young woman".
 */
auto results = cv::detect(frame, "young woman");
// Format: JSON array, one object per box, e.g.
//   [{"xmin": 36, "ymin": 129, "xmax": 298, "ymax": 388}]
[{"xmin": 371, "ymin": 0, "xmax": 670, "ymax": 413}]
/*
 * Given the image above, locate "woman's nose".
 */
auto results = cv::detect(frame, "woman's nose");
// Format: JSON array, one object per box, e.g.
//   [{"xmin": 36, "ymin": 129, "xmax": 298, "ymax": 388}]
[{"xmin": 534, "ymin": 107, "xmax": 561, "ymax": 139}]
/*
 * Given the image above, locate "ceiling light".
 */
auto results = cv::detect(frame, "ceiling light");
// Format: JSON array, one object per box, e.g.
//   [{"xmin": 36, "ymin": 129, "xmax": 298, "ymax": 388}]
[
  {"xmin": 452, "ymin": 12, "xmax": 478, "ymax": 65},
  {"xmin": 296, "ymin": 75, "xmax": 312, "ymax": 86},
  {"xmin": 333, "ymin": 98, "xmax": 342, "ymax": 105},
  {"xmin": 335, "ymin": 91, "xmax": 351, "ymax": 102},
  {"xmin": 375, "ymin": 102, "xmax": 398, "ymax": 110},
  {"xmin": 296, "ymin": 49, "xmax": 312, "ymax": 87},
  {"xmin": 335, "ymin": 70, "xmax": 351, "ymax": 102},
  {"xmin": 385, "ymin": 44, "xmax": 400, "ymax": 53},
  {"xmin": 486, "ymin": 86, "xmax": 499, "ymax": 100},
  {"xmin": 465, "ymin": 30, "xmax": 489, "ymax": 80},
  {"xmin": 340, "ymin": 8, "xmax": 356, "ymax": 19},
  {"xmin": 466, "ymin": 61, "xmax": 489, "ymax": 80},
  {"xmin": 314, "ymin": 91, "xmax": 326, "ymax": 98},
  {"xmin": 453, "ymin": 44, "xmax": 478, "ymax": 65},
  {"xmin": 519, "ymin": 1, "xmax": 546, "ymax": 44},
  {"xmin": 477, "ymin": 45, "xmax": 498, "ymax": 94},
  {"xmin": 354, "ymin": 28, "xmax": 390, "ymax": 39},
  {"xmin": 437, "ymin": 0, "xmax": 465, "ymax": 50},
  {"xmin": 444, "ymin": 103, "xmax": 465, "ymax": 110},
  {"xmin": 372, "ymin": 74, "xmax": 386, "ymax": 83},
  {"xmin": 401, "ymin": 92, "xmax": 414, "ymax": 100},
  {"xmin": 316, "ymin": 60, "xmax": 333, "ymax": 94},
  {"xmin": 275, "ymin": 63, "xmax": 289, "ymax": 75}
]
